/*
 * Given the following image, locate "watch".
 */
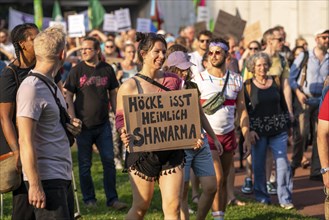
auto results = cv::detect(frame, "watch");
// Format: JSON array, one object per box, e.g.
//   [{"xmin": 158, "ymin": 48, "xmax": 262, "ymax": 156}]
[{"xmin": 320, "ymin": 167, "xmax": 329, "ymax": 174}]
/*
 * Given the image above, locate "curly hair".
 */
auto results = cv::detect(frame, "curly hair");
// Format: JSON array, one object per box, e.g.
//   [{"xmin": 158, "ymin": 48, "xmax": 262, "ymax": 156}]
[{"xmin": 246, "ymin": 52, "xmax": 272, "ymax": 74}]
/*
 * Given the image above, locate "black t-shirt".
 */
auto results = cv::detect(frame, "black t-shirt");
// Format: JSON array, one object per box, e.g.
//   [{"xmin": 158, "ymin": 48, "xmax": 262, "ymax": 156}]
[
  {"xmin": 64, "ymin": 61, "xmax": 119, "ymax": 128},
  {"xmin": 0, "ymin": 64, "xmax": 62, "ymax": 155},
  {"xmin": 246, "ymin": 81, "xmax": 288, "ymax": 136},
  {"xmin": 0, "ymin": 64, "xmax": 31, "ymax": 154}
]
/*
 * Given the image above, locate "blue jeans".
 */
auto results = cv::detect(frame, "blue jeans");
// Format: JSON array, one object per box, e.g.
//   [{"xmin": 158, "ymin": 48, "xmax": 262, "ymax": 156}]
[
  {"xmin": 77, "ymin": 122, "xmax": 118, "ymax": 206},
  {"xmin": 252, "ymin": 132, "xmax": 293, "ymax": 205}
]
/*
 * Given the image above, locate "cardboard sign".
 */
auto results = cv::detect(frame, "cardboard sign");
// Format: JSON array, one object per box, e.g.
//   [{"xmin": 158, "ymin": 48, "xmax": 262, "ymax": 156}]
[
  {"xmin": 115, "ymin": 8, "xmax": 131, "ymax": 32},
  {"xmin": 194, "ymin": 21, "xmax": 207, "ymax": 36},
  {"xmin": 68, "ymin": 14, "xmax": 85, "ymax": 37},
  {"xmin": 103, "ymin": 13, "xmax": 118, "ymax": 32},
  {"xmin": 243, "ymin": 21, "xmax": 262, "ymax": 47},
  {"xmin": 137, "ymin": 18, "xmax": 151, "ymax": 32},
  {"xmin": 213, "ymin": 10, "xmax": 246, "ymax": 41},
  {"xmin": 123, "ymin": 89, "xmax": 201, "ymax": 152}
]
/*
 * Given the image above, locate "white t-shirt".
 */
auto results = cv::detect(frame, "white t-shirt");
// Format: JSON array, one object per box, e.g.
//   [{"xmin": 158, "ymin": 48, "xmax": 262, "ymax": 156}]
[
  {"xmin": 194, "ymin": 70, "xmax": 243, "ymax": 135},
  {"xmin": 189, "ymin": 51, "xmax": 204, "ymax": 79},
  {"xmin": 17, "ymin": 75, "xmax": 72, "ymax": 181}
]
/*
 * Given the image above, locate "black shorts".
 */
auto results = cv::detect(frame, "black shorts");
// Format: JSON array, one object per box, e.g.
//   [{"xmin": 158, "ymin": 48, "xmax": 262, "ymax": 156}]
[{"xmin": 125, "ymin": 150, "xmax": 185, "ymax": 181}]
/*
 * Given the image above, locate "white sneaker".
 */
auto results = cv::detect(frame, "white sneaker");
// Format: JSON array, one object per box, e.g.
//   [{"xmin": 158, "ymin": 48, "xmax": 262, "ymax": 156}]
[{"xmin": 280, "ymin": 203, "xmax": 295, "ymax": 210}]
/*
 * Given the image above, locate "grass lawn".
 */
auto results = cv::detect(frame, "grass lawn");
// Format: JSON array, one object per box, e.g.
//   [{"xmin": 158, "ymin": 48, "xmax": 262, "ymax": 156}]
[{"xmin": 1, "ymin": 146, "xmax": 320, "ymax": 220}]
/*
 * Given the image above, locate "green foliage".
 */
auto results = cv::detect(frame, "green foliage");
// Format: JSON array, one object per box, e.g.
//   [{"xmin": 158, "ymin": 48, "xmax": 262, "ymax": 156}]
[{"xmin": 0, "ymin": 147, "xmax": 321, "ymax": 219}]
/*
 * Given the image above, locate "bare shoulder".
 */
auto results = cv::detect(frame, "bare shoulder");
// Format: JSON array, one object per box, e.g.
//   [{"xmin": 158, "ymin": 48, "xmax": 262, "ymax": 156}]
[{"xmin": 118, "ymin": 77, "xmax": 138, "ymax": 96}]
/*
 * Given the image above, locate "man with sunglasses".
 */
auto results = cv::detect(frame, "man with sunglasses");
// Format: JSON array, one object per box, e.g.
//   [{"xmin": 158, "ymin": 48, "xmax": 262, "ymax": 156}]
[
  {"xmin": 194, "ymin": 38, "xmax": 251, "ymax": 220},
  {"xmin": 189, "ymin": 30, "xmax": 212, "ymax": 78},
  {"xmin": 289, "ymin": 29, "xmax": 329, "ymax": 180}
]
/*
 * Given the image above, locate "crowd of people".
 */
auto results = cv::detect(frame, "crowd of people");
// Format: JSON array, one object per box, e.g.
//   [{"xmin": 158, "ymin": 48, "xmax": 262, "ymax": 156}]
[{"xmin": 0, "ymin": 21, "xmax": 328, "ymax": 220}]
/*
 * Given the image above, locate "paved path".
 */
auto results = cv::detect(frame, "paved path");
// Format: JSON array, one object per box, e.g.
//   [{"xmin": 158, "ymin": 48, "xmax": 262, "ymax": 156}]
[{"xmin": 233, "ymin": 147, "xmax": 324, "ymax": 219}]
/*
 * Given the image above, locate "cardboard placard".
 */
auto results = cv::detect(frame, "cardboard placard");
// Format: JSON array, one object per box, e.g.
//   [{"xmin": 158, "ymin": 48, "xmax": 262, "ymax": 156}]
[
  {"xmin": 213, "ymin": 10, "xmax": 246, "ymax": 41},
  {"xmin": 243, "ymin": 21, "xmax": 262, "ymax": 47},
  {"xmin": 194, "ymin": 21, "xmax": 207, "ymax": 36},
  {"xmin": 115, "ymin": 8, "xmax": 131, "ymax": 32},
  {"xmin": 68, "ymin": 14, "xmax": 85, "ymax": 37},
  {"xmin": 136, "ymin": 18, "xmax": 151, "ymax": 32},
  {"xmin": 103, "ymin": 13, "xmax": 118, "ymax": 32},
  {"xmin": 123, "ymin": 89, "xmax": 201, "ymax": 152}
]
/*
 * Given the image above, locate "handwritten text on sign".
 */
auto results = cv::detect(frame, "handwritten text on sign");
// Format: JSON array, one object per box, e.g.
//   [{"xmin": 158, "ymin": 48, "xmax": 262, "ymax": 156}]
[{"xmin": 123, "ymin": 89, "xmax": 201, "ymax": 152}]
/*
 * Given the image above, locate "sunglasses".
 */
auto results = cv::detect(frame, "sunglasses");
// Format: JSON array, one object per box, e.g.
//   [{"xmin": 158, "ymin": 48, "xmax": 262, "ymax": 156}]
[
  {"xmin": 208, "ymin": 50, "xmax": 223, "ymax": 56},
  {"xmin": 319, "ymin": 36, "xmax": 329, "ymax": 40},
  {"xmin": 106, "ymin": 45, "xmax": 114, "ymax": 48},
  {"xmin": 273, "ymin": 37, "xmax": 284, "ymax": 42},
  {"xmin": 200, "ymin": 39, "xmax": 210, "ymax": 43},
  {"xmin": 249, "ymin": 47, "xmax": 259, "ymax": 51}
]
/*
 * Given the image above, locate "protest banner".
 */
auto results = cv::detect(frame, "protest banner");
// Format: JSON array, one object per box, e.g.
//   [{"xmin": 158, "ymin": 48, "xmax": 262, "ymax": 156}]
[
  {"xmin": 213, "ymin": 10, "xmax": 246, "ymax": 41},
  {"xmin": 68, "ymin": 14, "xmax": 85, "ymax": 37},
  {"xmin": 123, "ymin": 89, "xmax": 201, "ymax": 152},
  {"xmin": 243, "ymin": 21, "xmax": 262, "ymax": 47},
  {"xmin": 103, "ymin": 13, "xmax": 118, "ymax": 32},
  {"xmin": 137, "ymin": 18, "xmax": 152, "ymax": 33},
  {"xmin": 115, "ymin": 8, "xmax": 131, "ymax": 32}
]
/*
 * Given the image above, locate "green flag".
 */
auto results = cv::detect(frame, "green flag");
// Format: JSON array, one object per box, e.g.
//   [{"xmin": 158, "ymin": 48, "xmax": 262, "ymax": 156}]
[
  {"xmin": 88, "ymin": 0, "xmax": 105, "ymax": 29},
  {"xmin": 52, "ymin": 0, "xmax": 63, "ymax": 21},
  {"xmin": 34, "ymin": 0, "xmax": 43, "ymax": 30}
]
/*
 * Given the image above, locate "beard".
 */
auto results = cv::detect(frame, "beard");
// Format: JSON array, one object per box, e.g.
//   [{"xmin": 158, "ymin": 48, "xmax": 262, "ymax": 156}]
[{"xmin": 211, "ymin": 58, "xmax": 226, "ymax": 68}]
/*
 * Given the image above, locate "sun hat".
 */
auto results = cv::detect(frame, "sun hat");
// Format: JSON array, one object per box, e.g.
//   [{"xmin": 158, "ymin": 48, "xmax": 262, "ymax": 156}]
[{"xmin": 167, "ymin": 51, "xmax": 195, "ymax": 70}]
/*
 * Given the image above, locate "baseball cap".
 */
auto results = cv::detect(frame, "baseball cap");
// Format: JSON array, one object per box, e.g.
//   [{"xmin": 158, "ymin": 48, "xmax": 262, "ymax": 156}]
[
  {"xmin": 314, "ymin": 29, "xmax": 329, "ymax": 37},
  {"xmin": 167, "ymin": 51, "xmax": 195, "ymax": 70}
]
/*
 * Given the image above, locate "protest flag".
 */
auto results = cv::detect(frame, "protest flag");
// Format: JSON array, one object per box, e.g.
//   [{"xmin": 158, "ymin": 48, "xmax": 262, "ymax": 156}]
[
  {"xmin": 34, "ymin": 0, "xmax": 43, "ymax": 30},
  {"xmin": 88, "ymin": 0, "xmax": 105, "ymax": 29},
  {"xmin": 52, "ymin": 0, "xmax": 63, "ymax": 21}
]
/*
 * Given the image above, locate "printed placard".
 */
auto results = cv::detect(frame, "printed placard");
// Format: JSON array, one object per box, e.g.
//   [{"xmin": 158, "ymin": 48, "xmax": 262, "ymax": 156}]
[
  {"xmin": 68, "ymin": 14, "xmax": 85, "ymax": 37},
  {"xmin": 103, "ymin": 13, "xmax": 118, "ymax": 32},
  {"xmin": 137, "ymin": 18, "xmax": 151, "ymax": 32},
  {"xmin": 213, "ymin": 10, "xmax": 246, "ymax": 41},
  {"xmin": 115, "ymin": 8, "xmax": 131, "ymax": 31},
  {"xmin": 197, "ymin": 6, "xmax": 210, "ymax": 24},
  {"xmin": 123, "ymin": 89, "xmax": 201, "ymax": 152}
]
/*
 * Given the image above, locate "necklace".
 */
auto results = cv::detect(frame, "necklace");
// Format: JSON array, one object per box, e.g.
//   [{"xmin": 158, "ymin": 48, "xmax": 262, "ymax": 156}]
[{"xmin": 254, "ymin": 76, "xmax": 268, "ymax": 86}]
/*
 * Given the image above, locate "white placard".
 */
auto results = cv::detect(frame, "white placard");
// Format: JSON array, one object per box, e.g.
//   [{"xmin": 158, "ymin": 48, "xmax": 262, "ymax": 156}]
[
  {"xmin": 197, "ymin": 6, "xmax": 209, "ymax": 23},
  {"xmin": 103, "ymin": 13, "xmax": 117, "ymax": 32},
  {"xmin": 136, "ymin": 18, "xmax": 151, "ymax": 32},
  {"xmin": 68, "ymin": 14, "xmax": 85, "ymax": 38},
  {"xmin": 49, "ymin": 21, "xmax": 67, "ymax": 33},
  {"xmin": 115, "ymin": 8, "xmax": 131, "ymax": 31}
]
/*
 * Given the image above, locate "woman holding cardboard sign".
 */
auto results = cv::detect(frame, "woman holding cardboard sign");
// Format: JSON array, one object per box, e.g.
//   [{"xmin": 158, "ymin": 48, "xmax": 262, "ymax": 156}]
[{"xmin": 115, "ymin": 32, "xmax": 204, "ymax": 220}]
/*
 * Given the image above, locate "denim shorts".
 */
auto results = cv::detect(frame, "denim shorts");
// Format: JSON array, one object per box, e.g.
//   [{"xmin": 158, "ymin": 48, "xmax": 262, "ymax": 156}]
[{"xmin": 184, "ymin": 137, "xmax": 215, "ymax": 182}]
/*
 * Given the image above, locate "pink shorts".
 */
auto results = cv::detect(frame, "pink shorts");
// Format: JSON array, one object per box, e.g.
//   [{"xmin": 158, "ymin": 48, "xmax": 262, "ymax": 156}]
[{"xmin": 207, "ymin": 129, "xmax": 237, "ymax": 152}]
